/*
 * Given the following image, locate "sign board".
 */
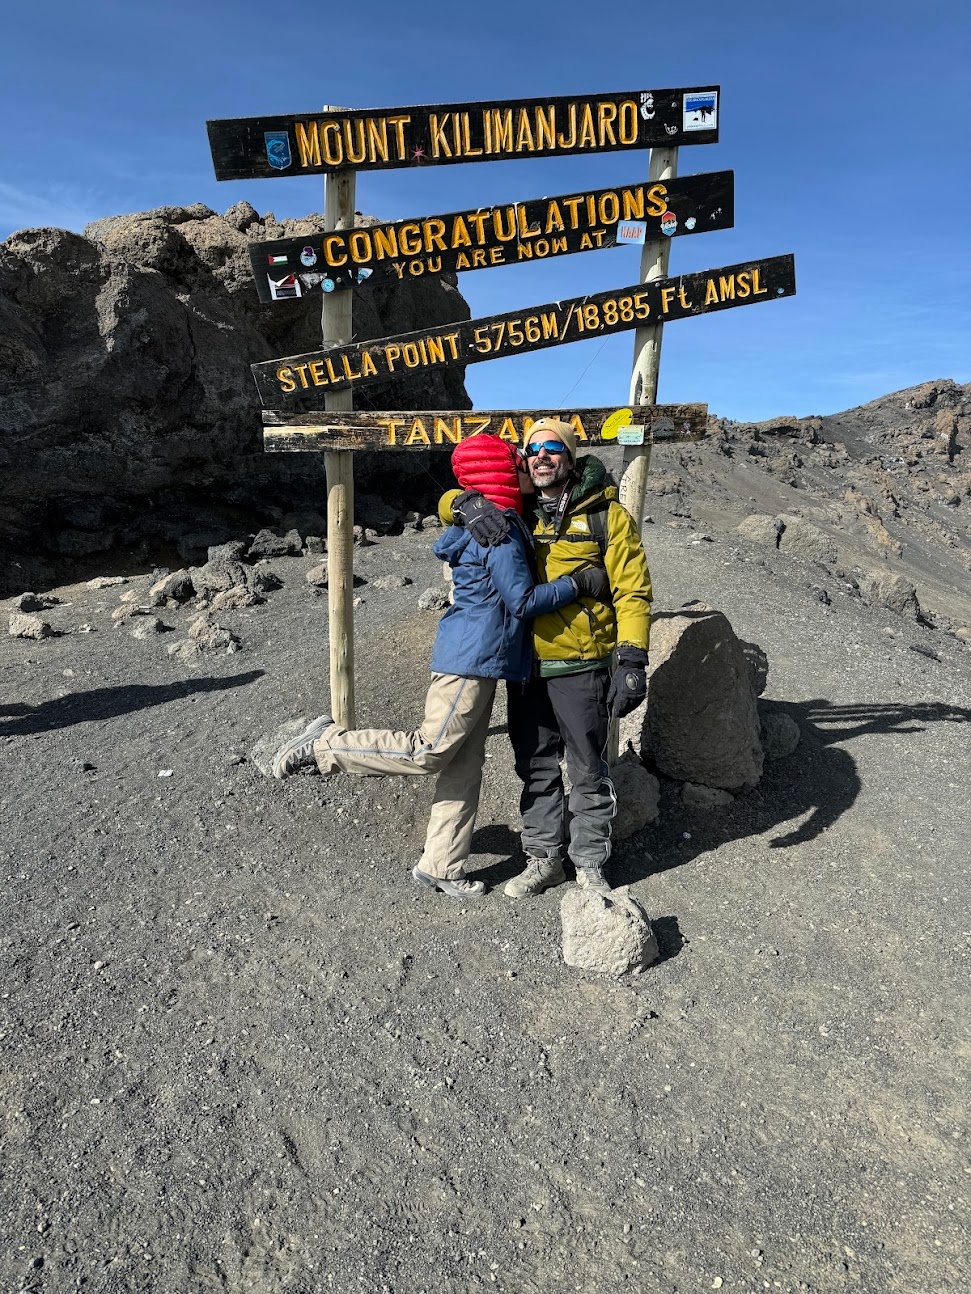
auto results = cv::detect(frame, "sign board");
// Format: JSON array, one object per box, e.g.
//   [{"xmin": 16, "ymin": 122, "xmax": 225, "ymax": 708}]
[
  {"xmin": 208, "ymin": 87, "xmax": 719, "ymax": 181},
  {"xmin": 249, "ymin": 171, "xmax": 734, "ymax": 301},
  {"xmin": 251, "ymin": 255, "xmax": 795, "ymax": 410},
  {"xmin": 261, "ymin": 404, "xmax": 708, "ymax": 452}
]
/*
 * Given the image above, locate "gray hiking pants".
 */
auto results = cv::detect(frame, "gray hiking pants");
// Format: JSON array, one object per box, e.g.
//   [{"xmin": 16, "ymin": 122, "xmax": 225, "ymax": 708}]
[
  {"xmin": 311, "ymin": 673, "xmax": 496, "ymax": 880},
  {"xmin": 507, "ymin": 668, "xmax": 616, "ymax": 870}
]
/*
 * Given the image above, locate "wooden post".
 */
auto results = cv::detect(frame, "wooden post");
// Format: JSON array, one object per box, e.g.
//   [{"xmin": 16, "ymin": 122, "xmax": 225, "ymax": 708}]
[
  {"xmin": 322, "ymin": 124, "xmax": 357, "ymax": 728},
  {"xmin": 619, "ymin": 145, "xmax": 679, "ymax": 523},
  {"xmin": 611, "ymin": 145, "xmax": 678, "ymax": 765}
]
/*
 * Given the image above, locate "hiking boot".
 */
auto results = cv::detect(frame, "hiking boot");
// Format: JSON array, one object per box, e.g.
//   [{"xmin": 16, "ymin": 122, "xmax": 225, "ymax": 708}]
[
  {"xmin": 575, "ymin": 864, "xmax": 612, "ymax": 895},
  {"xmin": 503, "ymin": 856, "xmax": 566, "ymax": 899},
  {"xmin": 271, "ymin": 714, "xmax": 334, "ymax": 779},
  {"xmin": 412, "ymin": 866, "xmax": 486, "ymax": 899}
]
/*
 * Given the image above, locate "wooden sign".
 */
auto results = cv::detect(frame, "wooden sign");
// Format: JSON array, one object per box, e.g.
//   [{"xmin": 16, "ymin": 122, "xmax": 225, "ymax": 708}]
[
  {"xmin": 251, "ymin": 254, "xmax": 795, "ymax": 410},
  {"xmin": 250, "ymin": 172, "xmax": 734, "ymax": 301},
  {"xmin": 262, "ymin": 404, "xmax": 708, "ymax": 452},
  {"xmin": 208, "ymin": 87, "xmax": 719, "ymax": 181}
]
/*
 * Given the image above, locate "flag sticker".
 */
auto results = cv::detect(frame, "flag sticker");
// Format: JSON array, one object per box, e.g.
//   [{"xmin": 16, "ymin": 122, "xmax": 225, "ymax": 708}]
[
  {"xmin": 683, "ymin": 91, "xmax": 718, "ymax": 132},
  {"xmin": 268, "ymin": 254, "xmax": 289, "ymax": 266}
]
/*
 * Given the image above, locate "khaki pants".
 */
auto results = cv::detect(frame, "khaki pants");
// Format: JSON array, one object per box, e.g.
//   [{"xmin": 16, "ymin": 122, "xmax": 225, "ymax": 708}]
[{"xmin": 312, "ymin": 673, "xmax": 497, "ymax": 879}]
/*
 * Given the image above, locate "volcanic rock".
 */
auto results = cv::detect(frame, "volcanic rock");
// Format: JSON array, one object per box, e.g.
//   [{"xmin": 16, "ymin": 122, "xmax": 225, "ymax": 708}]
[{"xmin": 561, "ymin": 888, "xmax": 661, "ymax": 977}]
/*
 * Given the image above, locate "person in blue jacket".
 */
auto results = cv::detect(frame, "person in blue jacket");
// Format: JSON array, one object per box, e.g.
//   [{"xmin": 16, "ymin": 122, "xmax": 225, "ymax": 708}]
[{"xmin": 271, "ymin": 432, "xmax": 610, "ymax": 899}]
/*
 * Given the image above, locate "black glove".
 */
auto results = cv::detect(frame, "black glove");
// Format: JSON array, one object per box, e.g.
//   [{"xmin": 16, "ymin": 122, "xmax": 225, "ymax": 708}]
[
  {"xmin": 452, "ymin": 490, "xmax": 511, "ymax": 547},
  {"xmin": 570, "ymin": 566, "xmax": 612, "ymax": 602},
  {"xmin": 607, "ymin": 647, "xmax": 649, "ymax": 719}
]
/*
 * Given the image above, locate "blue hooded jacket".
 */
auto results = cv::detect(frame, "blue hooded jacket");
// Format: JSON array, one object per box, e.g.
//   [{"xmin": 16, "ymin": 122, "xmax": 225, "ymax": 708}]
[{"xmin": 430, "ymin": 516, "xmax": 577, "ymax": 682}]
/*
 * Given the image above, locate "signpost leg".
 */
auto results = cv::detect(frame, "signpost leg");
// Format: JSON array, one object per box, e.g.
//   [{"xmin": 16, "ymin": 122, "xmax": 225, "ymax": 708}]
[
  {"xmin": 619, "ymin": 145, "xmax": 679, "ymax": 524},
  {"xmin": 611, "ymin": 146, "xmax": 678, "ymax": 765},
  {"xmin": 322, "ymin": 160, "xmax": 357, "ymax": 727}
]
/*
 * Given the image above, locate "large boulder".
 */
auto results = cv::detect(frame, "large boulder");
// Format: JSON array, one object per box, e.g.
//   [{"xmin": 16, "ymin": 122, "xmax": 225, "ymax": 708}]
[
  {"xmin": 0, "ymin": 205, "xmax": 471, "ymax": 586},
  {"xmin": 643, "ymin": 605, "xmax": 764, "ymax": 791}
]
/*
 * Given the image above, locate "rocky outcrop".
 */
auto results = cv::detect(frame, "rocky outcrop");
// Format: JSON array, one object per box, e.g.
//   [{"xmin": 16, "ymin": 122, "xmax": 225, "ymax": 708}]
[{"xmin": 0, "ymin": 204, "xmax": 471, "ymax": 589}]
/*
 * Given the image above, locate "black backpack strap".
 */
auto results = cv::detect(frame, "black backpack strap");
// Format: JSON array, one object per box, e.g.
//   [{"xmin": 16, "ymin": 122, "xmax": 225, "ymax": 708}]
[{"xmin": 587, "ymin": 504, "xmax": 609, "ymax": 561}]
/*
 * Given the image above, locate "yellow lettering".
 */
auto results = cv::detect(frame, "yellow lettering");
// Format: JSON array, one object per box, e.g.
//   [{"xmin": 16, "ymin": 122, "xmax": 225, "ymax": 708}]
[
  {"xmin": 545, "ymin": 201, "xmax": 565, "ymax": 234},
  {"xmin": 704, "ymin": 278, "xmax": 719, "ymax": 305},
  {"xmin": 381, "ymin": 418, "xmax": 402, "ymax": 445},
  {"xmin": 579, "ymin": 232, "xmax": 594, "ymax": 250},
  {"xmin": 386, "ymin": 114, "xmax": 410, "ymax": 160},
  {"xmin": 293, "ymin": 363, "xmax": 310, "ymax": 389},
  {"xmin": 550, "ymin": 235, "xmax": 567, "ymax": 253},
  {"xmin": 434, "ymin": 417, "xmax": 462, "ymax": 444},
  {"xmin": 427, "ymin": 336, "xmax": 445, "ymax": 364},
  {"xmin": 429, "ymin": 113, "xmax": 452, "ymax": 158},
  {"xmin": 443, "ymin": 332, "xmax": 460, "ymax": 359},
  {"xmin": 460, "ymin": 113, "xmax": 482, "ymax": 156},
  {"xmin": 402, "ymin": 342, "xmax": 421, "ymax": 368},
  {"xmin": 561, "ymin": 196, "xmax": 583, "ymax": 229},
  {"xmin": 420, "ymin": 219, "xmax": 445, "ymax": 253},
  {"xmin": 534, "ymin": 106, "xmax": 555, "ymax": 150},
  {"xmin": 569, "ymin": 414, "xmax": 586, "ymax": 441},
  {"xmin": 348, "ymin": 231, "xmax": 372, "ymax": 264},
  {"xmin": 372, "ymin": 227, "xmax": 398, "ymax": 260},
  {"xmin": 451, "ymin": 216, "xmax": 472, "ymax": 249},
  {"xmin": 541, "ymin": 311, "xmax": 558, "ymax": 339},
  {"xmin": 516, "ymin": 108, "xmax": 535, "ymax": 152},
  {"xmin": 366, "ymin": 118, "xmax": 389, "ymax": 162},
  {"xmin": 598, "ymin": 192, "xmax": 620, "ymax": 225},
  {"xmin": 361, "ymin": 353, "xmax": 378, "ymax": 377},
  {"xmin": 719, "ymin": 275, "xmax": 736, "ymax": 301},
  {"xmin": 398, "ymin": 223, "xmax": 422, "ymax": 256},
  {"xmin": 277, "ymin": 367, "xmax": 296, "ymax": 393},
  {"xmin": 344, "ymin": 119, "xmax": 367, "ymax": 165},
  {"xmin": 557, "ymin": 104, "xmax": 577, "ymax": 149},
  {"xmin": 493, "ymin": 206, "xmax": 517, "ymax": 242},
  {"xmin": 489, "ymin": 108, "xmax": 513, "ymax": 153},
  {"xmin": 661, "ymin": 286, "xmax": 678, "ymax": 313},
  {"xmin": 578, "ymin": 104, "xmax": 596, "ymax": 148},
  {"xmin": 752, "ymin": 268, "xmax": 768, "ymax": 295},
  {"xmin": 455, "ymin": 251, "xmax": 472, "ymax": 270},
  {"xmin": 324, "ymin": 358, "xmax": 340, "ymax": 384},
  {"xmin": 646, "ymin": 184, "xmax": 668, "ymax": 217},
  {"xmin": 497, "ymin": 417, "xmax": 519, "ymax": 442},
  {"xmin": 598, "ymin": 102, "xmax": 617, "ymax": 146},
  {"xmin": 621, "ymin": 187, "xmax": 645, "ymax": 220},
  {"xmin": 385, "ymin": 344, "xmax": 401, "ymax": 371},
  {"xmin": 406, "ymin": 419, "xmax": 431, "ymax": 445},
  {"xmin": 471, "ymin": 249, "xmax": 487, "ymax": 268},
  {"xmin": 618, "ymin": 100, "xmax": 638, "ymax": 143},
  {"xmin": 309, "ymin": 360, "xmax": 326, "ymax": 386},
  {"xmin": 320, "ymin": 122, "xmax": 344, "ymax": 166},
  {"xmin": 323, "ymin": 234, "xmax": 348, "ymax": 267},
  {"xmin": 489, "ymin": 247, "xmax": 504, "ymax": 264},
  {"xmin": 295, "ymin": 122, "xmax": 321, "ymax": 167},
  {"xmin": 341, "ymin": 354, "xmax": 360, "ymax": 381},
  {"xmin": 736, "ymin": 271, "xmax": 751, "ymax": 299}
]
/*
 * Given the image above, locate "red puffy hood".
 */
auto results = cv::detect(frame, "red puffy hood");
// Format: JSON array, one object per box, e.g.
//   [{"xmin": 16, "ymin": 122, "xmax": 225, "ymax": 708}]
[{"xmin": 450, "ymin": 433, "xmax": 523, "ymax": 514}]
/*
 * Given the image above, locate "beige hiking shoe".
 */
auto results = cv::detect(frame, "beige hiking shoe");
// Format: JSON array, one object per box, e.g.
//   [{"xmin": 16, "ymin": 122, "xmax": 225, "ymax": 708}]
[
  {"xmin": 412, "ymin": 866, "xmax": 486, "ymax": 899},
  {"xmin": 575, "ymin": 864, "xmax": 612, "ymax": 895},
  {"xmin": 271, "ymin": 714, "xmax": 333, "ymax": 779},
  {"xmin": 503, "ymin": 856, "xmax": 567, "ymax": 899}
]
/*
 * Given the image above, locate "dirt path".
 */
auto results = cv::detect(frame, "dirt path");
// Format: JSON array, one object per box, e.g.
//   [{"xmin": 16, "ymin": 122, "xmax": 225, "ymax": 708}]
[{"xmin": 1, "ymin": 520, "xmax": 968, "ymax": 1294}]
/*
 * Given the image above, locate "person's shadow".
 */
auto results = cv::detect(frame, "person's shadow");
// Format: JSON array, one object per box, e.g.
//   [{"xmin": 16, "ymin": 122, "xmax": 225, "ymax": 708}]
[
  {"xmin": 613, "ymin": 697, "xmax": 971, "ymax": 884},
  {"xmin": 0, "ymin": 671, "xmax": 264, "ymax": 736}
]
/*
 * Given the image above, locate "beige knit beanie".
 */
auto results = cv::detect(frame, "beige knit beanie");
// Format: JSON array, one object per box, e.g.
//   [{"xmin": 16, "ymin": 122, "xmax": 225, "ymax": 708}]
[{"xmin": 523, "ymin": 417, "xmax": 577, "ymax": 462}]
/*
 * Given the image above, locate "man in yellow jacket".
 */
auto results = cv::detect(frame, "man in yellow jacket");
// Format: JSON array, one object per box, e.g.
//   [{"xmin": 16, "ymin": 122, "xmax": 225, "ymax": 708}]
[{"xmin": 447, "ymin": 418, "xmax": 652, "ymax": 896}]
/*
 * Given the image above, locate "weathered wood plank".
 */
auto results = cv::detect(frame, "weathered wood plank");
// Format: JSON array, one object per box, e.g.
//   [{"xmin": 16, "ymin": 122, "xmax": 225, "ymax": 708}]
[
  {"xmin": 208, "ymin": 88, "xmax": 719, "ymax": 181},
  {"xmin": 261, "ymin": 404, "xmax": 708, "ymax": 452},
  {"xmin": 249, "ymin": 171, "xmax": 734, "ymax": 301},
  {"xmin": 251, "ymin": 255, "xmax": 795, "ymax": 411}
]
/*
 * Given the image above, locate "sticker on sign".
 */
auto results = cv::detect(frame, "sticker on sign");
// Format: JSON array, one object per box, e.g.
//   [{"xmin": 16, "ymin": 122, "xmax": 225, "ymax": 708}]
[
  {"xmin": 618, "ymin": 425, "xmax": 646, "ymax": 445},
  {"xmin": 615, "ymin": 221, "xmax": 647, "ymax": 245},
  {"xmin": 683, "ymin": 91, "xmax": 718, "ymax": 132}
]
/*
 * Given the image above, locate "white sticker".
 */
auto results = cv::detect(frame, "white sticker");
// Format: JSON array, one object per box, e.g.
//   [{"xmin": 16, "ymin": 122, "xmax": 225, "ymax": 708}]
[
  {"xmin": 615, "ymin": 221, "xmax": 647, "ymax": 245},
  {"xmin": 618, "ymin": 425, "xmax": 645, "ymax": 446},
  {"xmin": 683, "ymin": 90, "xmax": 718, "ymax": 132}
]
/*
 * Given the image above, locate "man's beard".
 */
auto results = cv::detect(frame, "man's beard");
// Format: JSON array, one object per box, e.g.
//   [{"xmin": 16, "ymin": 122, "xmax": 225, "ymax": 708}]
[{"xmin": 529, "ymin": 459, "xmax": 571, "ymax": 492}]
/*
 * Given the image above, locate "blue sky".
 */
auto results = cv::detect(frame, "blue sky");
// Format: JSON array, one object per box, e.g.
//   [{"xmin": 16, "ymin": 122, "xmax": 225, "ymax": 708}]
[{"xmin": 3, "ymin": 0, "xmax": 968, "ymax": 421}]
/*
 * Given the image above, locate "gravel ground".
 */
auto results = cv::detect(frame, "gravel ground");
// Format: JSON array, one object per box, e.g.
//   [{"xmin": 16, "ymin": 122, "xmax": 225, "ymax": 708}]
[{"xmin": 1, "ymin": 511, "xmax": 969, "ymax": 1294}]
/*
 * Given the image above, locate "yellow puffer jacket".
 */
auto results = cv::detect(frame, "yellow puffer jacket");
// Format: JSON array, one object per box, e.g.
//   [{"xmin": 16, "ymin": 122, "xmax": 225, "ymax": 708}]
[{"xmin": 440, "ymin": 454, "xmax": 652, "ymax": 664}]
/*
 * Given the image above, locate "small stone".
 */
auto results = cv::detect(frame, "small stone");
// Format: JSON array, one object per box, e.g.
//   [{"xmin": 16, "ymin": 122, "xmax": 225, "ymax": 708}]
[
  {"xmin": 417, "ymin": 586, "xmax": 449, "ymax": 611},
  {"xmin": 188, "ymin": 615, "xmax": 241, "ymax": 654},
  {"xmin": 610, "ymin": 751, "xmax": 660, "ymax": 837},
  {"xmin": 372, "ymin": 574, "xmax": 412, "ymax": 591},
  {"xmin": 304, "ymin": 535, "xmax": 324, "ymax": 555},
  {"xmin": 210, "ymin": 586, "xmax": 263, "ymax": 611},
  {"xmin": 250, "ymin": 566, "xmax": 283, "ymax": 594},
  {"xmin": 248, "ymin": 527, "xmax": 302, "ymax": 559},
  {"xmin": 561, "ymin": 888, "xmax": 660, "ymax": 977},
  {"xmin": 953, "ymin": 627, "xmax": 970, "ymax": 643},
  {"xmin": 305, "ymin": 562, "xmax": 329, "ymax": 588},
  {"xmin": 681, "ymin": 782, "xmax": 734, "ymax": 808},
  {"xmin": 148, "ymin": 569, "xmax": 194, "ymax": 606},
  {"xmin": 759, "ymin": 710, "xmax": 801, "ymax": 760},
  {"xmin": 130, "ymin": 615, "xmax": 166, "ymax": 639},
  {"xmin": 11, "ymin": 592, "xmax": 56, "ymax": 612},
  {"xmin": 421, "ymin": 515, "xmax": 440, "ymax": 530},
  {"xmin": 86, "ymin": 576, "xmax": 127, "ymax": 590}
]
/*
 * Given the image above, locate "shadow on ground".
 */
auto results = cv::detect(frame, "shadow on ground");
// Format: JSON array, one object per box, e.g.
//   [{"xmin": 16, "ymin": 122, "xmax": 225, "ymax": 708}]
[
  {"xmin": 614, "ymin": 697, "xmax": 971, "ymax": 885},
  {"xmin": 0, "ymin": 671, "xmax": 264, "ymax": 735}
]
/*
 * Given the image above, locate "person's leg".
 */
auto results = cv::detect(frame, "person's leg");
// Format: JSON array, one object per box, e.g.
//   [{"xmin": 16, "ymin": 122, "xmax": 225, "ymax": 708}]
[
  {"xmin": 310, "ymin": 674, "xmax": 484, "ymax": 778},
  {"xmin": 508, "ymin": 677, "xmax": 568, "ymax": 858},
  {"xmin": 504, "ymin": 677, "xmax": 569, "ymax": 897},
  {"xmin": 547, "ymin": 670, "xmax": 615, "ymax": 889},
  {"xmin": 418, "ymin": 681, "xmax": 497, "ymax": 880}
]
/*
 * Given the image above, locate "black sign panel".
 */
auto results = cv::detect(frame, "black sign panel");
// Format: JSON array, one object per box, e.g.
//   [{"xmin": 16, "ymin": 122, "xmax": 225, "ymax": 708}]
[
  {"xmin": 250, "ymin": 171, "xmax": 734, "ymax": 302},
  {"xmin": 208, "ymin": 87, "xmax": 719, "ymax": 181},
  {"xmin": 251, "ymin": 254, "xmax": 796, "ymax": 411}
]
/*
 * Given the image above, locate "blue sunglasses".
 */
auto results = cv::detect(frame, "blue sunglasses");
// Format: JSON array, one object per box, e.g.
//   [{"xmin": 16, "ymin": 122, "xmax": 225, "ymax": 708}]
[{"xmin": 525, "ymin": 440, "xmax": 568, "ymax": 457}]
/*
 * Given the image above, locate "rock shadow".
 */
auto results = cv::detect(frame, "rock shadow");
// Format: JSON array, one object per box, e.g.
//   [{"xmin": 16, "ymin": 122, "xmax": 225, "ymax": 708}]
[
  {"xmin": 0, "ymin": 671, "xmax": 264, "ymax": 736},
  {"xmin": 614, "ymin": 697, "xmax": 971, "ymax": 884}
]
